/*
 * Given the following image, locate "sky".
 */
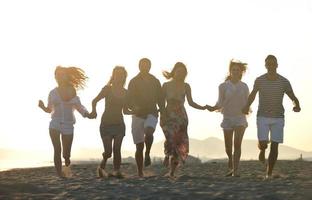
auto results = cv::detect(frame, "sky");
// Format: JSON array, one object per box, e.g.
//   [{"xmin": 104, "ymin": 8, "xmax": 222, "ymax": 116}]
[{"xmin": 0, "ymin": 0, "xmax": 312, "ymax": 163}]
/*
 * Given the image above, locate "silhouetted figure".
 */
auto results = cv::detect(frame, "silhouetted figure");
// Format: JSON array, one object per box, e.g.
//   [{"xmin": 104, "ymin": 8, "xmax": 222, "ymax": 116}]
[
  {"xmin": 160, "ymin": 62, "xmax": 207, "ymax": 178},
  {"xmin": 207, "ymin": 59, "xmax": 249, "ymax": 177},
  {"xmin": 38, "ymin": 66, "xmax": 90, "ymax": 178},
  {"xmin": 90, "ymin": 66, "xmax": 131, "ymax": 178},
  {"xmin": 242, "ymin": 55, "xmax": 301, "ymax": 179},
  {"xmin": 127, "ymin": 58, "xmax": 165, "ymax": 177}
]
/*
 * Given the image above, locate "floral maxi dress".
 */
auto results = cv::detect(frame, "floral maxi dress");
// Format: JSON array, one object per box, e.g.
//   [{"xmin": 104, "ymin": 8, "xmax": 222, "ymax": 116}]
[{"xmin": 160, "ymin": 99, "xmax": 189, "ymax": 162}]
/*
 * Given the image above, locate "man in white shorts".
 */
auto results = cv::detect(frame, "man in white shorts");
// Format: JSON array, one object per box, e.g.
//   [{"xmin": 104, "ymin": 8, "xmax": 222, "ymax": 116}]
[
  {"xmin": 243, "ymin": 55, "xmax": 301, "ymax": 178},
  {"xmin": 127, "ymin": 58, "xmax": 165, "ymax": 177}
]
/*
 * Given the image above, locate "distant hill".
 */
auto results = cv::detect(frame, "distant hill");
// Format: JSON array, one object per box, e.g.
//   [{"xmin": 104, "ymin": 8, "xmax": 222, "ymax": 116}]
[
  {"xmin": 1, "ymin": 138, "xmax": 311, "ymax": 161},
  {"xmin": 150, "ymin": 137, "xmax": 312, "ymax": 161}
]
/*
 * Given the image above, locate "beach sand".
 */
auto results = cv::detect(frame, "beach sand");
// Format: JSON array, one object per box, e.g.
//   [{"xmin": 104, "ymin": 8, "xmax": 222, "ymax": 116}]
[{"xmin": 0, "ymin": 160, "xmax": 311, "ymax": 200}]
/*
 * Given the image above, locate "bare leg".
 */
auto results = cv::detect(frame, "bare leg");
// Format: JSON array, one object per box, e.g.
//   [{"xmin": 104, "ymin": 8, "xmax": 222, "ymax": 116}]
[
  {"xmin": 100, "ymin": 136, "xmax": 113, "ymax": 169},
  {"xmin": 223, "ymin": 129, "xmax": 234, "ymax": 175},
  {"xmin": 61, "ymin": 134, "xmax": 73, "ymax": 167},
  {"xmin": 49, "ymin": 129, "xmax": 62, "ymax": 177},
  {"xmin": 258, "ymin": 141, "xmax": 268, "ymax": 164},
  {"xmin": 233, "ymin": 126, "xmax": 245, "ymax": 176},
  {"xmin": 135, "ymin": 143, "xmax": 144, "ymax": 177},
  {"xmin": 169, "ymin": 156, "xmax": 179, "ymax": 177},
  {"xmin": 267, "ymin": 142, "xmax": 279, "ymax": 177},
  {"xmin": 113, "ymin": 134, "xmax": 124, "ymax": 173},
  {"xmin": 144, "ymin": 127, "xmax": 155, "ymax": 167}
]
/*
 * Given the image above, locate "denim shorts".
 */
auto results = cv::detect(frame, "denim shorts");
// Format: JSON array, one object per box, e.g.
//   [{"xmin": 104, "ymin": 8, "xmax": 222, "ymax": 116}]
[{"xmin": 100, "ymin": 123, "xmax": 125, "ymax": 138}]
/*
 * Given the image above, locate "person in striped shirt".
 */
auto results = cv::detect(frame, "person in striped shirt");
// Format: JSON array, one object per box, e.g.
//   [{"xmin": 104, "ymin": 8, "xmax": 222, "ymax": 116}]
[{"xmin": 242, "ymin": 55, "xmax": 301, "ymax": 179}]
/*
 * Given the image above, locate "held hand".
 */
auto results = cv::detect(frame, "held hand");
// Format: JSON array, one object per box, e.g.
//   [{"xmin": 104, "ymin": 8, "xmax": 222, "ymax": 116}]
[
  {"xmin": 89, "ymin": 111, "xmax": 97, "ymax": 119},
  {"xmin": 242, "ymin": 106, "xmax": 250, "ymax": 115},
  {"xmin": 205, "ymin": 105, "xmax": 215, "ymax": 112},
  {"xmin": 293, "ymin": 106, "xmax": 301, "ymax": 112},
  {"xmin": 38, "ymin": 100, "xmax": 45, "ymax": 108}
]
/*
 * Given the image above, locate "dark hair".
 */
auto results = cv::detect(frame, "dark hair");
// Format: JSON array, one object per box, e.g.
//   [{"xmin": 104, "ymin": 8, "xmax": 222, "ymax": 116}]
[
  {"xmin": 55, "ymin": 66, "xmax": 88, "ymax": 89},
  {"xmin": 225, "ymin": 59, "xmax": 247, "ymax": 81},
  {"xmin": 163, "ymin": 62, "xmax": 188, "ymax": 81},
  {"xmin": 107, "ymin": 66, "xmax": 127, "ymax": 87},
  {"xmin": 139, "ymin": 58, "xmax": 151, "ymax": 67},
  {"xmin": 265, "ymin": 55, "xmax": 277, "ymax": 63}
]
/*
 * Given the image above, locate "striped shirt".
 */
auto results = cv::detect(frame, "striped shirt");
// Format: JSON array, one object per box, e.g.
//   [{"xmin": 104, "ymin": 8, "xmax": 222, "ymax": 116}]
[{"xmin": 254, "ymin": 74, "xmax": 293, "ymax": 118}]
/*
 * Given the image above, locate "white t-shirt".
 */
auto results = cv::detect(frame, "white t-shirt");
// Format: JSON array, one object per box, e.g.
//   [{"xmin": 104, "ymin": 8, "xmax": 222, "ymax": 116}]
[
  {"xmin": 47, "ymin": 88, "xmax": 88, "ymax": 124},
  {"xmin": 216, "ymin": 80, "xmax": 249, "ymax": 117}
]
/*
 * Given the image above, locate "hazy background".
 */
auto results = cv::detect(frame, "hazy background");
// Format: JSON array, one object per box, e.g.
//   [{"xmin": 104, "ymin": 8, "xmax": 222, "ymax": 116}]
[{"xmin": 0, "ymin": 0, "xmax": 311, "ymax": 169}]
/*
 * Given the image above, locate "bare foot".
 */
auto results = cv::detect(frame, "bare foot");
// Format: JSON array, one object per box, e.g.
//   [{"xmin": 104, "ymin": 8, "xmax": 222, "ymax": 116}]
[
  {"xmin": 97, "ymin": 166, "xmax": 108, "ymax": 178},
  {"xmin": 62, "ymin": 165, "xmax": 73, "ymax": 178},
  {"xmin": 232, "ymin": 171, "xmax": 240, "ymax": 177},
  {"xmin": 144, "ymin": 154, "xmax": 151, "ymax": 167},
  {"xmin": 258, "ymin": 150, "xmax": 265, "ymax": 164},
  {"xmin": 225, "ymin": 170, "xmax": 233, "ymax": 177},
  {"xmin": 263, "ymin": 174, "xmax": 273, "ymax": 180},
  {"xmin": 58, "ymin": 172, "xmax": 66, "ymax": 179},
  {"xmin": 164, "ymin": 172, "xmax": 176, "ymax": 180},
  {"xmin": 138, "ymin": 171, "xmax": 144, "ymax": 178},
  {"xmin": 113, "ymin": 171, "xmax": 125, "ymax": 179}
]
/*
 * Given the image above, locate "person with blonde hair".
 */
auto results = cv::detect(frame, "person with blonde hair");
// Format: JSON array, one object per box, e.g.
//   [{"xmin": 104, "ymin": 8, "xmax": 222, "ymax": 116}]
[
  {"xmin": 38, "ymin": 66, "xmax": 90, "ymax": 178},
  {"xmin": 90, "ymin": 66, "xmax": 131, "ymax": 178},
  {"xmin": 207, "ymin": 59, "xmax": 249, "ymax": 177}
]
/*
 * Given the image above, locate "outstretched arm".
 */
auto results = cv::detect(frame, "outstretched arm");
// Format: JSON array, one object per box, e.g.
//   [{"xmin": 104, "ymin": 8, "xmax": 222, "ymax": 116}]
[
  {"xmin": 286, "ymin": 90, "xmax": 301, "ymax": 112},
  {"xmin": 74, "ymin": 97, "xmax": 90, "ymax": 118},
  {"xmin": 185, "ymin": 83, "xmax": 207, "ymax": 110},
  {"xmin": 38, "ymin": 100, "xmax": 52, "ymax": 113},
  {"xmin": 207, "ymin": 84, "xmax": 223, "ymax": 112},
  {"xmin": 90, "ymin": 87, "xmax": 107, "ymax": 118}
]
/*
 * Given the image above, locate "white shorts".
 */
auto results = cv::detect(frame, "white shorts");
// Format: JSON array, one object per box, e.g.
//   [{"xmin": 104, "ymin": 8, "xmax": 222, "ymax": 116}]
[
  {"xmin": 49, "ymin": 120, "xmax": 74, "ymax": 135},
  {"xmin": 221, "ymin": 116, "xmax": 248, "ymax": 130},
  {"xmin": 257, "ymin": 117, "xmax": 284, "ymax": 143},
  {"xmin": 131, "ymin": 114, "xmax": 158, "ymax": 144}
]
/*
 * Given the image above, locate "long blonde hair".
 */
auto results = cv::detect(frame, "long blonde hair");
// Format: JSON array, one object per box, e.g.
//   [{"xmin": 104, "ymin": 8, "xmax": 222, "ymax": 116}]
[
  {"xmin": 106, "ymin": 66, "xmax": 127, "ymax": 87},
  {"xmin": 55, "ymin": 66, "xmax": 88, "ymax": 90},
  {"xmin": 225, "ymin": 59, "xmax": 247, "ymax": 81}
]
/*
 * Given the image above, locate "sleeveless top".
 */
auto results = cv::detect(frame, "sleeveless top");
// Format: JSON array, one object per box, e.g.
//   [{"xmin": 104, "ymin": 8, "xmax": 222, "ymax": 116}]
[
  {"xmin": 163, "ymin": 82, "xmax": 187, "ymax": 108},
  {"xmin": 101, "ymin": 86, "xmax": 127, "ymax": 126}
]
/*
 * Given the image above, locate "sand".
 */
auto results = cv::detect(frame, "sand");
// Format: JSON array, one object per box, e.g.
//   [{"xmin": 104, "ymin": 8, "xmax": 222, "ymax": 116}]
[{"xmin": 0, "ymin": 160, "xmax": 311, "ymax": 200}]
